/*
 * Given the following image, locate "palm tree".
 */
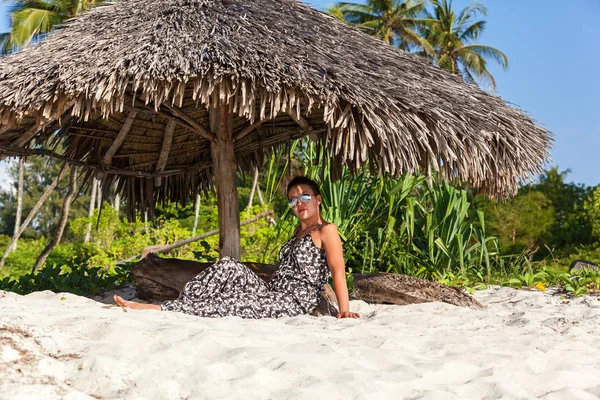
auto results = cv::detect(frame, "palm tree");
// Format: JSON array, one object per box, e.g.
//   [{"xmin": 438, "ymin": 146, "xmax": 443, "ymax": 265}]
[
  {"xmin": 327, "ymin": 0, "xmax": 434, "ymax": 54},
  {"xmin": 424, "ymin": 0, "xmax": 508, "ymax": 89},
  {"xmin": 0, "ymin": 0, "xmax": 104, "ymax": 54}
]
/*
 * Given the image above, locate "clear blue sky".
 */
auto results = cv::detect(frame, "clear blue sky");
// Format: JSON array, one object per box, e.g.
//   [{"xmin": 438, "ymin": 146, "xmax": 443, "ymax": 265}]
[{"xmin": 0, "ymin": 0, "xmax": 598, "ymax": 189}]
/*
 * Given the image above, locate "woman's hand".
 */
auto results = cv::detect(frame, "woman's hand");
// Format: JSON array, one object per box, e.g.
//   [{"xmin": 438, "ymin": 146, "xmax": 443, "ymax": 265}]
[{"xmin": 337, "ymin": 311, "xmax": 360, "ymax": 319}]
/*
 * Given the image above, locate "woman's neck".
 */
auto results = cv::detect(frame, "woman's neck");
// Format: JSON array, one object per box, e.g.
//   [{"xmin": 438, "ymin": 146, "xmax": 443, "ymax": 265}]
[{"xmin": 299, "ymin": 216, "xmax": 323, "ymax": 231}]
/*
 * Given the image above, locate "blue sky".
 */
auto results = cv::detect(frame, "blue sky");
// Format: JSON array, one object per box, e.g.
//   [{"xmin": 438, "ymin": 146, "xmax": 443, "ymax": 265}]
[{"xmin": 0, "ymin": 0, "xmax": 599, "ymax": 189}]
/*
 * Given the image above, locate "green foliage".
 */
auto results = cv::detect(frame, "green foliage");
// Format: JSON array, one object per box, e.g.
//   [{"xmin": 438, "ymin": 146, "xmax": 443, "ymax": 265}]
[
  {"xmin": 1, "ymin": 146, "xmax": 598, "ymax": 302},
  {"xmin": 1, "ymin": 0, "xmax": 106, "ymax": 54},
  {"xmin": 330, "ymin": 0, "xmax": 508, "ymax": 89},
  {"xmin": 532, "ymin": 167, "xmax": 594, "ymax": 253},
  {"xmin": 505, "ymin": 271, "xmax": 548, "ymax": 289},
  {"xmin": 550, "ymin": 244, "xmax": 600, "ymax": 272},
  {"xmin": 477, "ymin": 167, "xmax": 598, "ymax": 260},
  {"xmin": 70, "ymin": 205, "xmax": 151, "ymax": 269},
  {"xmin": 328, "ymin": 0, "xmax": 433, "ymax": 53},
  {"xmin": 476, "ymin": 190, "xmax": 555, "ymax": 254},
  {"xmin": 423, "ymin": 0, "xmax": 508, "ymax": 89},
  {"xmin": 563, "ymin": 276, "xmax": 588, "ymax": 297},
  {"xmin": 396, "ymin": 183, "xmax": 500, "ymax": 281},
  {"xmin": 0, "ymin": 157, "xmax": 90, "ymax": 239},
  {"xmin": 0, "ymin": 235, "xmax": 47, "ymax": 279},
  {"xmin": 584, "ymin": 187, "xmax": 600, "ymax": 241},
  {"xmin": 0, "ymin": 262, "xmax": 130, "ymax": 296},
  {"xmin": 274, "ymin": 139, "xmax": 518, "ymax": 284}
]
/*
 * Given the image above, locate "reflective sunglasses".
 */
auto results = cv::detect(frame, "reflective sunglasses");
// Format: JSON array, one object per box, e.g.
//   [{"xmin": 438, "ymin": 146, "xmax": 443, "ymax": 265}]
[{"xmin": 288, "ymin": 193, "xmax": 312, "ymax": 209}]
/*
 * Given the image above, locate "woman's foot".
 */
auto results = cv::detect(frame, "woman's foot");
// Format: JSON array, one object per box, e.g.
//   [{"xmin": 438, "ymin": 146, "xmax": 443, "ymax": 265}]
[{"xmin": 114, "ymin": 295, "xmax": 161, "ymax": 311}]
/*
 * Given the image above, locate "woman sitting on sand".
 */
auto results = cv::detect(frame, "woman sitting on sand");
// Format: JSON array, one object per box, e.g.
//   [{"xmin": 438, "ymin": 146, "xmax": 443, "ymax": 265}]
[{"xmin": 114, "ymin": 176, "xmax": 360, "ymax": 319}]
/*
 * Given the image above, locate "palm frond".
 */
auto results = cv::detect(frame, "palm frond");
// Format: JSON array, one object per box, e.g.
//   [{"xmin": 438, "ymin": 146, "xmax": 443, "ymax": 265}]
[
  {"xmin": 458, "ymin": 48, "xmax": 497, "ymax": 89},
  {"xmin": 456, "ymin": 2, "xmax": 487, "ymax": 30},
  {"xmin": 461, "ymin": 44, "xmax": 509, "ymax": 70},
  {"xmin": 399, "ymin": 27, "xmax": 434, "ymax": 55},
  {"xmin": 9, "ymin": 8, "xmax": 63, "ymax": 48},
  {"xmin": 325, "ymin": 5, "xmax": 347, "ymax": 23},
  {"xmin": 436, "ymin": 53, "xmax": 455, "ymax": 72},
  {"xmin": 459, "ymin": 20, "xmax": 486, "ymax": 41},
  {"xmin": 0, "ymin": 32, "xmax": 12, "ymax": 55},
  {"xmin": 338, "ymin": 8, "xmax": 378, "ymax": 26},
  {"xmin": 394, "ymin": 0, "xmax": 426, "ymax": 18}
]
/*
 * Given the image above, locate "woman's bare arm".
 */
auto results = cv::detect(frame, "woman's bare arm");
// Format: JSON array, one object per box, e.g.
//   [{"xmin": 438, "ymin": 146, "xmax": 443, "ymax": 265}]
[{"xmin": 320, "ymin": 224, "xmax": 360, "ymax": 319}]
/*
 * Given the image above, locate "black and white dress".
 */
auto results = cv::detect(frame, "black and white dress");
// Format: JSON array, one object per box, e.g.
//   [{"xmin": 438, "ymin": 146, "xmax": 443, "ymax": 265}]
[{"xmin": 161, "ymin": 225, "xmax": 330, "ymax": 318}]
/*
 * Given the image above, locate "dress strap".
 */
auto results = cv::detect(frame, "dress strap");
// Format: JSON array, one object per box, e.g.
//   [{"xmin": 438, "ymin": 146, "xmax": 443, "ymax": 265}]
[
  {"xmin": 308, "ymin": 223, "xmax": 323, "ymax": 234},
  {"xmin": 294, "ymin": 223, "xmax": 323, "ymax": 238},
  {"xmin": 289, "ymin": 223, "xmax": 324, "ymax": 247}
]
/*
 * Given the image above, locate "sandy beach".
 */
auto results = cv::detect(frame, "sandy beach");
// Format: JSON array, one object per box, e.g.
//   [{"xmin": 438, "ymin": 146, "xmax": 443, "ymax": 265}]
[{"xmin": 2, "ymin": 287, "xmax": 600, "ymax": 400}]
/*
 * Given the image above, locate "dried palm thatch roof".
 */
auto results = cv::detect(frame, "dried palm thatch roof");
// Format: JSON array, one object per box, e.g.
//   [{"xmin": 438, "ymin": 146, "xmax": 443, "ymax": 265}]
[{"xmin": 0, "ymin": 0, "xmax": 551, "ymax": 211}]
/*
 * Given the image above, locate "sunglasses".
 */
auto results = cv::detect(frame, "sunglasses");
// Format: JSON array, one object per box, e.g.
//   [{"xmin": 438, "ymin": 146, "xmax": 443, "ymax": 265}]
[{"xmin": 288, "ymin": 193, "xmax": 312, "ymax": 209}]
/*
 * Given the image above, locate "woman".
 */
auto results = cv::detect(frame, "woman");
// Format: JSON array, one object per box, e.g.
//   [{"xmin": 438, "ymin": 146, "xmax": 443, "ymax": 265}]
[{"xmin": 114, "ymin": 176, "xmax": 360, "ymax": 319}]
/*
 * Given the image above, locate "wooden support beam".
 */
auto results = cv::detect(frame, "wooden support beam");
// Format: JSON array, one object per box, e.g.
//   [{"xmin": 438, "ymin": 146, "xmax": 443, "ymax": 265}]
[
  {"xmin": 209, "ymin": 101, "xmax": 240, "ymax": 259},
  {"xmin": 154, "ymin": 119, "xmax": 176, "ymax": 187},
  {"xmin": 0, "ymin": 146, "xmax": 214, "ymax": 178},
  {"xmin": 102, "ymin": 108, "xmax": 137, "ymax": 166},
  {"xmin": 162, "ymin": 103, "xmax": 215, "ymax": 143},
  {"xmin": 286, "ymin": 111, "xmax": 313, "ymax": 131},
  {"xmin": 126, "ymin": 95, "xmax": 207, "ymax": 141},
  {"xmin": 152, "ymin": 107, "xmax": 215, "ymax": 142},
  {"xmin": 9, "ymin": 103, "xmax": 74, "ymax": 147},
  {"xmin": 11, "ymin": 119, "xmax": 51, "ymax": 148},
  {"xmin": 233, "ymin": 117, "xmax": 273, "ymax": 143},
  {"xmin": 3, "ymin": 101, "xmax": 74, "ymax": 142},
  {"xmin": 0, "ymin": 124, "xmax": 13, "ymax": 135},
  {"xmin": 286, "ymin": 111, "xmax": 320, "ymax": 141}
]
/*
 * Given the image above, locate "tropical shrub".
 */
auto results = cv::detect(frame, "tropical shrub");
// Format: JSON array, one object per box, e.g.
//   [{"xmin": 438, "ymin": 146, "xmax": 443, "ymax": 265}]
[
  {"xmin": 0, "ymin": 262, "xmax": 130, "ymax": 296},
  {"xmin": 263, "ymin": 139, "xmax": 518, "ymax": 283}
]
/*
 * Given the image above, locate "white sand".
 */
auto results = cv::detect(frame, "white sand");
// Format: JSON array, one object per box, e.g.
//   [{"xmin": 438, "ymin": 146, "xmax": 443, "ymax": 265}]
[{"xmin": 2, "ymin": 287, "xmax": 600, "ymax": 400}]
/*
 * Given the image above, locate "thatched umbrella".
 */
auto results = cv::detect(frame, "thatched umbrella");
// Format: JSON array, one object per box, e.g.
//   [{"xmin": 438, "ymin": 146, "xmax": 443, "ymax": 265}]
[{"xmin": 0, "ymin": 0, "xmax": 551, "ymax": 259}]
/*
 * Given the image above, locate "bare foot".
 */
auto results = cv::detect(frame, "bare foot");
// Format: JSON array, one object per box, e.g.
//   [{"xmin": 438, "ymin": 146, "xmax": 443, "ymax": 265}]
[{"xmin": 114, "ymin": 295, "xmax": 161, "ymax": 311}]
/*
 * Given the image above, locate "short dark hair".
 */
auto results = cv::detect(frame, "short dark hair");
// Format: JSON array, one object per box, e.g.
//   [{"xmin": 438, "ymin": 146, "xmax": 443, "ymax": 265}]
[{"xmin": 286, "ymin": 176, "xmax": 320, "ymax": 197}]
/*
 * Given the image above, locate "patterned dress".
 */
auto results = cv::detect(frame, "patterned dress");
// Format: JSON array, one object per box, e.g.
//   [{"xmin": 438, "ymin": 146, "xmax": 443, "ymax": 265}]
[{"xmin": 161, "ymin": 225, "xmax": 330, "ymax": 318}]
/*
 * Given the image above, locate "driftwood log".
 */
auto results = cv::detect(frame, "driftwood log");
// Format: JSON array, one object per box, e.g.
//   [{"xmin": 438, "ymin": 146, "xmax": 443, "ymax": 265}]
[
  {"xmin": 354, "ymin": 274, "xmax": 484, "ymax": 310},
  {"xmin": 131, "ymin": 253, "xmax": 339, "ymax": 316},
  {"xmin": 130, "ymin": 254, "xmax": 484, "ymax": 316}
]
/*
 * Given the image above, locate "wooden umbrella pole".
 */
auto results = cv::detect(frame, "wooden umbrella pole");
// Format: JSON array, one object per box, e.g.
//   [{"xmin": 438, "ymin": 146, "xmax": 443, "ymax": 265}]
[{"xmin": 209, "ymin": 101, "xmax": 241, "ymax": 259}]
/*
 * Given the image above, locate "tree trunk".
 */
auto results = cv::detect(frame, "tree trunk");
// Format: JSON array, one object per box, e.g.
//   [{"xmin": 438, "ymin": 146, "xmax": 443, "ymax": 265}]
[
  {"xmin": 84, "ymin": 177, "xmax": 98, "ymax": 243},
  {"xmin": 33, "ymin": 167, "xmax": 78, "ymax": 271},
  {"xmin": 256, "ymin": 182, "xmax": 265, "ymax": 205},
  {"xmin": 114, "ymin": 182, "xmax": 120, "ymax": 215},
  {"xmin": 353, "ymin": 274, "xmax": 484, "ymax": 309},
  {"xmin": 248, "ymin": 167, "xmax": 259, "ymax": 209},
  {"xmin": 96, "ymin": 179, "xmax": 102, "ymax": 210},
  {"xmin": 144, "ymin": 210, "xmax": 149, "ymax": 235},
  {"xmin": 0, "ymin": 164, "xmax": 69, "ymax": 269},
  {"xmin": 246, "ymin": 167, "xmax": 274, "ymax": 224},
  {"xmin": 192, "ymin": 193, "xmax": 201, "ymax": 236},
  {"xmin": 10, "ymin": 158, "xmax": 24, "ymax": 252},
  {"xmin": 209, "ymin": 102, "xmax": 240, "ymax": 259}
]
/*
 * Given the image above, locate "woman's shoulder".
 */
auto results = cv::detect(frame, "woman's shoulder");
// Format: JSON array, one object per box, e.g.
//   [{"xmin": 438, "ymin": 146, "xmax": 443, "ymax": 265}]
[
  {"xmin": 318, "ymin": 222, "xmax": 339, "ymax": 237},
  {"xmin": 319, "ymin": 221, "xmax": 337, "ymax": 230}
]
